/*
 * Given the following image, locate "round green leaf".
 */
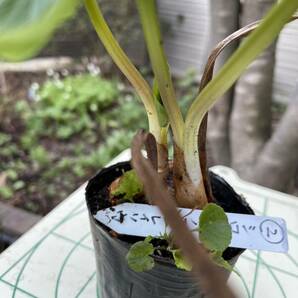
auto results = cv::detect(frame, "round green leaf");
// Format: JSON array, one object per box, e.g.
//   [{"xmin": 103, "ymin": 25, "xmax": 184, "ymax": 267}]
[
  {"xmin": 126, "ymin": 241, "xmax": 154, "ymax": 272},
  {"xmin": 199, "ymin": 203, "xmax": 232, "ymax": 252}
]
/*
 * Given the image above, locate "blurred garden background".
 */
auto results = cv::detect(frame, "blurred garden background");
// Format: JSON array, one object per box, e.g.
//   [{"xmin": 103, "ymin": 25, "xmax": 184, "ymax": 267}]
[{"xmin": 1, "ymin": 0, "xmax": 298, "ymax": 250}]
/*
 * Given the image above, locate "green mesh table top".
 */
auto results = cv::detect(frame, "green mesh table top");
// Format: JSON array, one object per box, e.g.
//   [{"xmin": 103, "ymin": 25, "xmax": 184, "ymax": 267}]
[{"xmin": 0, "ymin": 149, "xmax": 297, "ymax": 298}]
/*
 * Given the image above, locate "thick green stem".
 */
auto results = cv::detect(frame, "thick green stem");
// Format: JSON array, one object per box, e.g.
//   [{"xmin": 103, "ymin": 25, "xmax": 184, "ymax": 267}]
[
  {"xmin": 184, "ymin": 0, "xmax": 298, "ymax": 187},
  {"xmin": 84, "ymin": 0, "xmax": 161, "ymax": 142},
  {"xmin": 136, "ymin": 0, "xmax": 184, "ymax": 149}
]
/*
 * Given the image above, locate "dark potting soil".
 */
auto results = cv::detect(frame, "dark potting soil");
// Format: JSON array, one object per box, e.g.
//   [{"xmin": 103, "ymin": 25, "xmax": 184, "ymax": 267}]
[{"xmin": 85, "ymin": 161, "xmax": 254, "ymax": 263}]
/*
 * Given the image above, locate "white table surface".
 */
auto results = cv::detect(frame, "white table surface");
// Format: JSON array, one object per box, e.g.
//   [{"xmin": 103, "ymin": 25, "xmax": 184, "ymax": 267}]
[{"xmin": 0, "ymin": 149, "xmax": 297, "ymax": 298}]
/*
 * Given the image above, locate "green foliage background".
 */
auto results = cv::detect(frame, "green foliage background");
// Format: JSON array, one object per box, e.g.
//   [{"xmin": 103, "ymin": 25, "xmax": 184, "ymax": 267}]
[
  {"xmin": 0, "ymin": 71, "xmax": 196, "ymax": 214},
  {"xmin": 0, "ymin": 74, "xmax": 146, "ymax": 213}
]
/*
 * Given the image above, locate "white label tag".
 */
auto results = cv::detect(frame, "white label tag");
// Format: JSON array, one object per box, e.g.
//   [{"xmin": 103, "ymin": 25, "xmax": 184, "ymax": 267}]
[{"xmin": 94, "ymin": 203, "xmax": 288, "ymax": 253}]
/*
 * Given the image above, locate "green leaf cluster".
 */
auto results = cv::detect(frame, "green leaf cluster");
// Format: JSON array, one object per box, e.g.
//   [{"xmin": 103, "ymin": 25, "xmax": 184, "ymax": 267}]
[
  {"xmin": 0, "ymin": 74, "xmax": 147, "ymax": 211},
  {"xmin": 111, "ymin": 170, "xmax": 143, "ymax": 201},
  {"xmin": 126, "ymin": 238, "xmax": 154, "ymax": 272},
  {"xmin": 126, "ymin": 235, "xmax": 193, "ymax": 273},
  {"xmin": 126, "ymin": 203, "xmax": 233, "ymax": 273},
  {"xmin": 24, "ymin": 74, "xmax": 119, "ymax": 141}
]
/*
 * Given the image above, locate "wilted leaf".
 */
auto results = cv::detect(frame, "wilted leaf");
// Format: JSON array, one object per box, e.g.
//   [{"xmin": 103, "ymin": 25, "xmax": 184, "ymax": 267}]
[
  {"xmin": 111, "ymin": 169, "xmax": 143, "ymax": 200},
  {"xmin": 0, "ymin": 0, "xmax": 81, "ymax": 61},
  {"xmin": 199, "ymin": 203, "xmax": 232, "ymax": 252},
  {"xmin": 126, "ymin": 241, "xmax": 154, "ymax": 272},
  {"xmin": 172, "ymin": 249, "xmax": 192, "ymax": 271}
]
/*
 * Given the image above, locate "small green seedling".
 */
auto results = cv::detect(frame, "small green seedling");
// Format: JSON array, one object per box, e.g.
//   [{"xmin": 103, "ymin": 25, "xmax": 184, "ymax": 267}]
[
  {"xmin": 111, "ymin": 170, "xmax": 143, "ymax": 201},
  {"xmin": 126, "ymin": 203, "xmax": 232, "ymax": 272},
  {"xmin": 126, "ymin": 236, "xmax": 155, "ymax": 272}
]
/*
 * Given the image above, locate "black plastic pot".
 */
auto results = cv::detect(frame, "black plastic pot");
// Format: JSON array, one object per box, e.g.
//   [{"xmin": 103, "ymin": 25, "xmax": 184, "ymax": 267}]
[{"xmin": 85, "ymin": 161, "xmax": 254, "ymax": 298}]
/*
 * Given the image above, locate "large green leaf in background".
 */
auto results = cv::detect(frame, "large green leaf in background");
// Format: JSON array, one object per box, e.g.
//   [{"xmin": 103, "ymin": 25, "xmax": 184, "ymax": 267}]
[{"xmin": 0, "ymin": 0, "xmax": 81, "ymax": 61}]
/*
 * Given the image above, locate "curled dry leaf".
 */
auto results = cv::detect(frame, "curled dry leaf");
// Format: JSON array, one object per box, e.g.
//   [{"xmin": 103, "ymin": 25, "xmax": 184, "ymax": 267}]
[{"xmin": 198, "ymin": 16, "xmax": 298, "ymax": 202}]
